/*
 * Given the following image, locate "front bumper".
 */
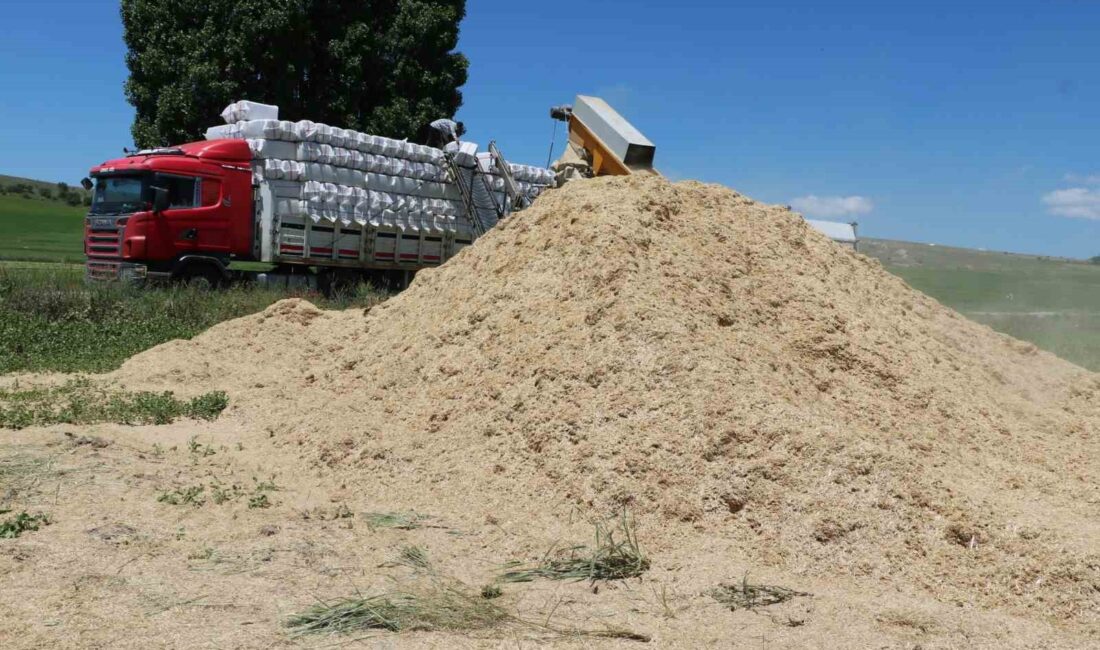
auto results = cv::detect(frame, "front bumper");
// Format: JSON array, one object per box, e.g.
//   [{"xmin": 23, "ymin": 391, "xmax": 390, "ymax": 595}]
[{"xmin": 85, "ymin": 260, "xmax": 149, "ymax": 284}]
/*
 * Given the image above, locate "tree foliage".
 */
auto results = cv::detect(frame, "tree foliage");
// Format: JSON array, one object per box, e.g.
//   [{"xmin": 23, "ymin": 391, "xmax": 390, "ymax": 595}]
[{"xmin": 121, "ymin": 0, "xmax": 468, "ymax": 148}]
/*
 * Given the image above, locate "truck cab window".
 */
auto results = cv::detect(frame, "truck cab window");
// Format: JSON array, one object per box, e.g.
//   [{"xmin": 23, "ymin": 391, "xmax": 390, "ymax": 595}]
[{"xmin": 162, "ymin": 175, "xmax": 199, "ymax": 208}]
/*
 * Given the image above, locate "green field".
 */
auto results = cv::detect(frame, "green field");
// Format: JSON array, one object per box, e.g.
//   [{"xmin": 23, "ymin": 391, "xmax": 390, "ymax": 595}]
[
  {"xmin": 0, "ymin": 173, "xmax": 88, "ymax": 263},
  {"xmin": 0, "ymin": 194, "xmax": 86, "ymax": 263},
  {"xmin": 0, "ymin": 264, "xmax": 384, "ymax": 374},
  {"xmin": 861, "ymin": 238, "xmax": 1100, "ymax": 371},
  {"xmin": 1, "ymin": 182, "xmax": 1098, "ymax": 373}
]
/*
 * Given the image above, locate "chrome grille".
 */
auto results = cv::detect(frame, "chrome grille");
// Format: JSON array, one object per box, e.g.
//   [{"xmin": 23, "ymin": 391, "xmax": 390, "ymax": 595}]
[{"xmin": 85, "ymin": 217, "xmax": 124, "ymax": 281}]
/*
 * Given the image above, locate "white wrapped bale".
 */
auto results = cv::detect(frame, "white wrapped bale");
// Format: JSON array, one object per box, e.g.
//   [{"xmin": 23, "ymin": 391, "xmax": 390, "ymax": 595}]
[
  {"xmin": 205, "ymin": 124, "xmax": 241, "ymax": 140},
  {"xmin": 297, "ymin": 142, "xmax": 321, "ymax": 161},
  {"xmin": 259, "ymin": 159, "xmax": 304, "ymax": 181},
  {"xmin": 220, "ymin": 100, "xmax": 279, "ymax": 124},
  {"xmin": 247, "ymin": 139, "xmax": 297, "ymax": 160},
  {"xmin": 292, "ymin": 121, "xmax": 316, "ymax": 141},
  {"xmin": 353, "ymin": 188, "xmax": 370, "ymax": 225}
]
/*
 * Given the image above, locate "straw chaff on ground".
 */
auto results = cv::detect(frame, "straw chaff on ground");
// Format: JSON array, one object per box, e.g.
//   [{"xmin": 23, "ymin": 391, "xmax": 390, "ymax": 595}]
[{"xmin": 499, "ymin": 511, "xmax": 649, "ymax": 583}]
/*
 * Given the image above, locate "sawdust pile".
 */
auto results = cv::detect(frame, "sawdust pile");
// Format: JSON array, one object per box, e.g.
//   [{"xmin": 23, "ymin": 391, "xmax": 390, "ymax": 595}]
[{"xmin": 115, "ymin": 174, "xmax": 1100, "ymax": 633}]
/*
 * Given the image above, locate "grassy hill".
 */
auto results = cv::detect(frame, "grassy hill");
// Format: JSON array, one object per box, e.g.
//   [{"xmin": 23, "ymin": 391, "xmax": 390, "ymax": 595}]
[
  {"xmin": 0, "ymin": 174, "xmax": 89, "ymax": 263},
  {"xmin": 0, "ymin": 173, "xmax": 85, "ymax": 194},
  {"xmin": 861, "ymin": 238, "xmax": 1100, "ymax": 370},
  {"xmin": 0, "ymin": 194, "xmax": 86, "ymax": 263}
]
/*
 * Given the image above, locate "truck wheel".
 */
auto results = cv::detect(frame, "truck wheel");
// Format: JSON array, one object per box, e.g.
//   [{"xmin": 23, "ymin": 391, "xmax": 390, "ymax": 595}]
[{"xmin": 178, "ymin": 266, "xmax": 225, "ymax": 289}]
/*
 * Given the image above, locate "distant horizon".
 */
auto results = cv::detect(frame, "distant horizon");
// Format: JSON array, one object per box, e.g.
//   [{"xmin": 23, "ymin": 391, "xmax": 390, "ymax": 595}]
[{"xmin": 860, "ymin": 235, "xmax": 1090, "ymax": 262}]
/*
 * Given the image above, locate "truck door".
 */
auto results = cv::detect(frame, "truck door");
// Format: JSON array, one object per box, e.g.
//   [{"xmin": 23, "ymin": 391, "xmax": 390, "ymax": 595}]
[{"xmin": 153, "ymin": 173, "xmax": 229, "ymax": 254}]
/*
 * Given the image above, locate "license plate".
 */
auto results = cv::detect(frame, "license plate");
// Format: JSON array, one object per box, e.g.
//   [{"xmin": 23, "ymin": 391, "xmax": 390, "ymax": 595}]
[{"xmin": 91, "ymin": 218, "xmax": 115, "ymax": 229}]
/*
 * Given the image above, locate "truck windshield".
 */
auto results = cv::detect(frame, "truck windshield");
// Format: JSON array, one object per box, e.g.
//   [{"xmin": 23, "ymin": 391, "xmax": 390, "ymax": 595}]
[{"xmin": 91, "ymin": 175, "xmax": 147, "ymax": 215}]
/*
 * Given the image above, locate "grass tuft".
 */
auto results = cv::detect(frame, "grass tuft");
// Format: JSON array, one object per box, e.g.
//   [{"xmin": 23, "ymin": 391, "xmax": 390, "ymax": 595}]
[
  {"xmin": 0, "ymin": 511, "xmax": 50, "ymax": 538},
  {"xmin": 499, "ymin": 511, "xmax": 649, "ymax": 583},
  {"xmin": 708, "ymin": 576, "xmax": 810, "ymax": 611}
]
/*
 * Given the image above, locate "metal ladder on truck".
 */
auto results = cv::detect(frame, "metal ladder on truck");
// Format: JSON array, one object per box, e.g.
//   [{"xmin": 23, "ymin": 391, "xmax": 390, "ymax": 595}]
[
  {"xmin": 442, "ymin": 141, "xmax": 531, "ymax": 238},
  {"xmin": 488, "ymin": 141, "xmax": 530, "ymax": 212},
  {"xmin": 442, "ymin": 151, "xmax": 487, "ymax": 237}
]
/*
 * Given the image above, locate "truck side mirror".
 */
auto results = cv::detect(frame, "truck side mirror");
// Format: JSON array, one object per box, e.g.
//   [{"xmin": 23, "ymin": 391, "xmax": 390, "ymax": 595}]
[
  {"xmin": 80, "ymin": 177, "xmax": 93, "ymax": 191},
  {"xmin": 151, "ymin": 185, "xmax": 170, "ymax": 214}
]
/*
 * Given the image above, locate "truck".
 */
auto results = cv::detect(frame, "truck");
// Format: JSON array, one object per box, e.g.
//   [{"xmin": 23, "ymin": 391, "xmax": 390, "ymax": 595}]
[
  {"xmin": 81, "ymin": 103, "xmax": 556, "ymax": 290},
  {"xmin": 80, "ymin": 97, "xmax": 664, "ymax": 289}
]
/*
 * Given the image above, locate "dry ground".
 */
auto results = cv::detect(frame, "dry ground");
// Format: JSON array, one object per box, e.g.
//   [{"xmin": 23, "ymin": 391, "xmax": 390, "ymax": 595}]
[{"xmin": 1, "ymin": 415, "xmax": 1090, "ymax": 649}]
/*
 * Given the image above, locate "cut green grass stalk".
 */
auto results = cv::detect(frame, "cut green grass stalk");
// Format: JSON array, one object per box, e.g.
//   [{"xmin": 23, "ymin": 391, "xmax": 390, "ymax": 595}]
[
  {"xmin": 0, "ymin": 453, "xmax": 52, "ymax": 498},
  {"xmin": 708, "ymin": 576, "xmax": 810, "ymax": 611},
  {"xmin": 397, "ymin": 545, "xmax": 432, "ymax": 571},
  {"xmin": 286, "ymin": 582, "xmax": 650, "ymax": 642},
  {"xmin": 499, "ymin": 511, "xmax": 649, "ymax": 583},
  {"xmin": 287, "ymin": 587, "xmax": 507, "ymax": 636},
  {"xmin": 363, "ymin": 511, "xmax": 429, "ymax": 530}
]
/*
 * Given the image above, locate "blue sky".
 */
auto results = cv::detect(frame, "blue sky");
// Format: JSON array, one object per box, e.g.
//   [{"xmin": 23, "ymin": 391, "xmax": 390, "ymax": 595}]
[{"xmin": 1, "ymin": 1, "xmax": 1098, "ymax": 257}]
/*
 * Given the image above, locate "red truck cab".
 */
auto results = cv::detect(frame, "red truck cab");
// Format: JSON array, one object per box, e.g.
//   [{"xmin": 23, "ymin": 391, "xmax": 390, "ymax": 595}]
[{"xmin": 84, "ymin": 140, "xmax": 254, "ymax": 283}]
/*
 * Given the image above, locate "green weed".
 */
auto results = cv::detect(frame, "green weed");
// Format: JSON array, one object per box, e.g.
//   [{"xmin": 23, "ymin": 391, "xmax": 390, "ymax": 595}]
[
  {"xmin": 209, "ymin": 482, "xmax": 243, "ymax": 505},
  {"xmin": 157, "ymin": 485, "xmax": 206, "ymax": 507},
  {"xmin": 0, "ymin": 379, "xmax": 228, "ymax": 429},
  {"xmin": 159, "ymin": 477, "xmax": 276, "ymax": 509},
  {"xmin": 187, "ymin": 392, "xmax": 229, "ymax": 420},
  {"xmin": 0, "ymin": 511, "xmax": 50, "ymax": 538}
]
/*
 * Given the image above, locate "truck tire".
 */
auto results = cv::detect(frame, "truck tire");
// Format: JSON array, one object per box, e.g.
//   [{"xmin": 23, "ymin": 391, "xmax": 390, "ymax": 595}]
[{"xmin": 178, "ymin": 265, "xmax": 226, "ymax": 289}]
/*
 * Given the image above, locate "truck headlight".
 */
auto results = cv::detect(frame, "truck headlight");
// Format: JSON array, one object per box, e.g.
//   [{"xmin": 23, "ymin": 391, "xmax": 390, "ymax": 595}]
[{"xmin": 119, "ymin": 265, "xmax": 148, "ymax": 281}]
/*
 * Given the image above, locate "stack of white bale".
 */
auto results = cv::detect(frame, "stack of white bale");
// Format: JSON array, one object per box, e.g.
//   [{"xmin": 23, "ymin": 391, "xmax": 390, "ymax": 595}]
[{"xmin": 205, "ymin": 101, "xmax": 555, "ymax": 238}]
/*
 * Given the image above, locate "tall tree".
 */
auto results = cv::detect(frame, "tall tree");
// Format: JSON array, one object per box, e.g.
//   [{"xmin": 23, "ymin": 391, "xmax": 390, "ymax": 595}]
[{"xmin": 121, "ymin": 0, "xmax": 468, "ymax": 148}]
